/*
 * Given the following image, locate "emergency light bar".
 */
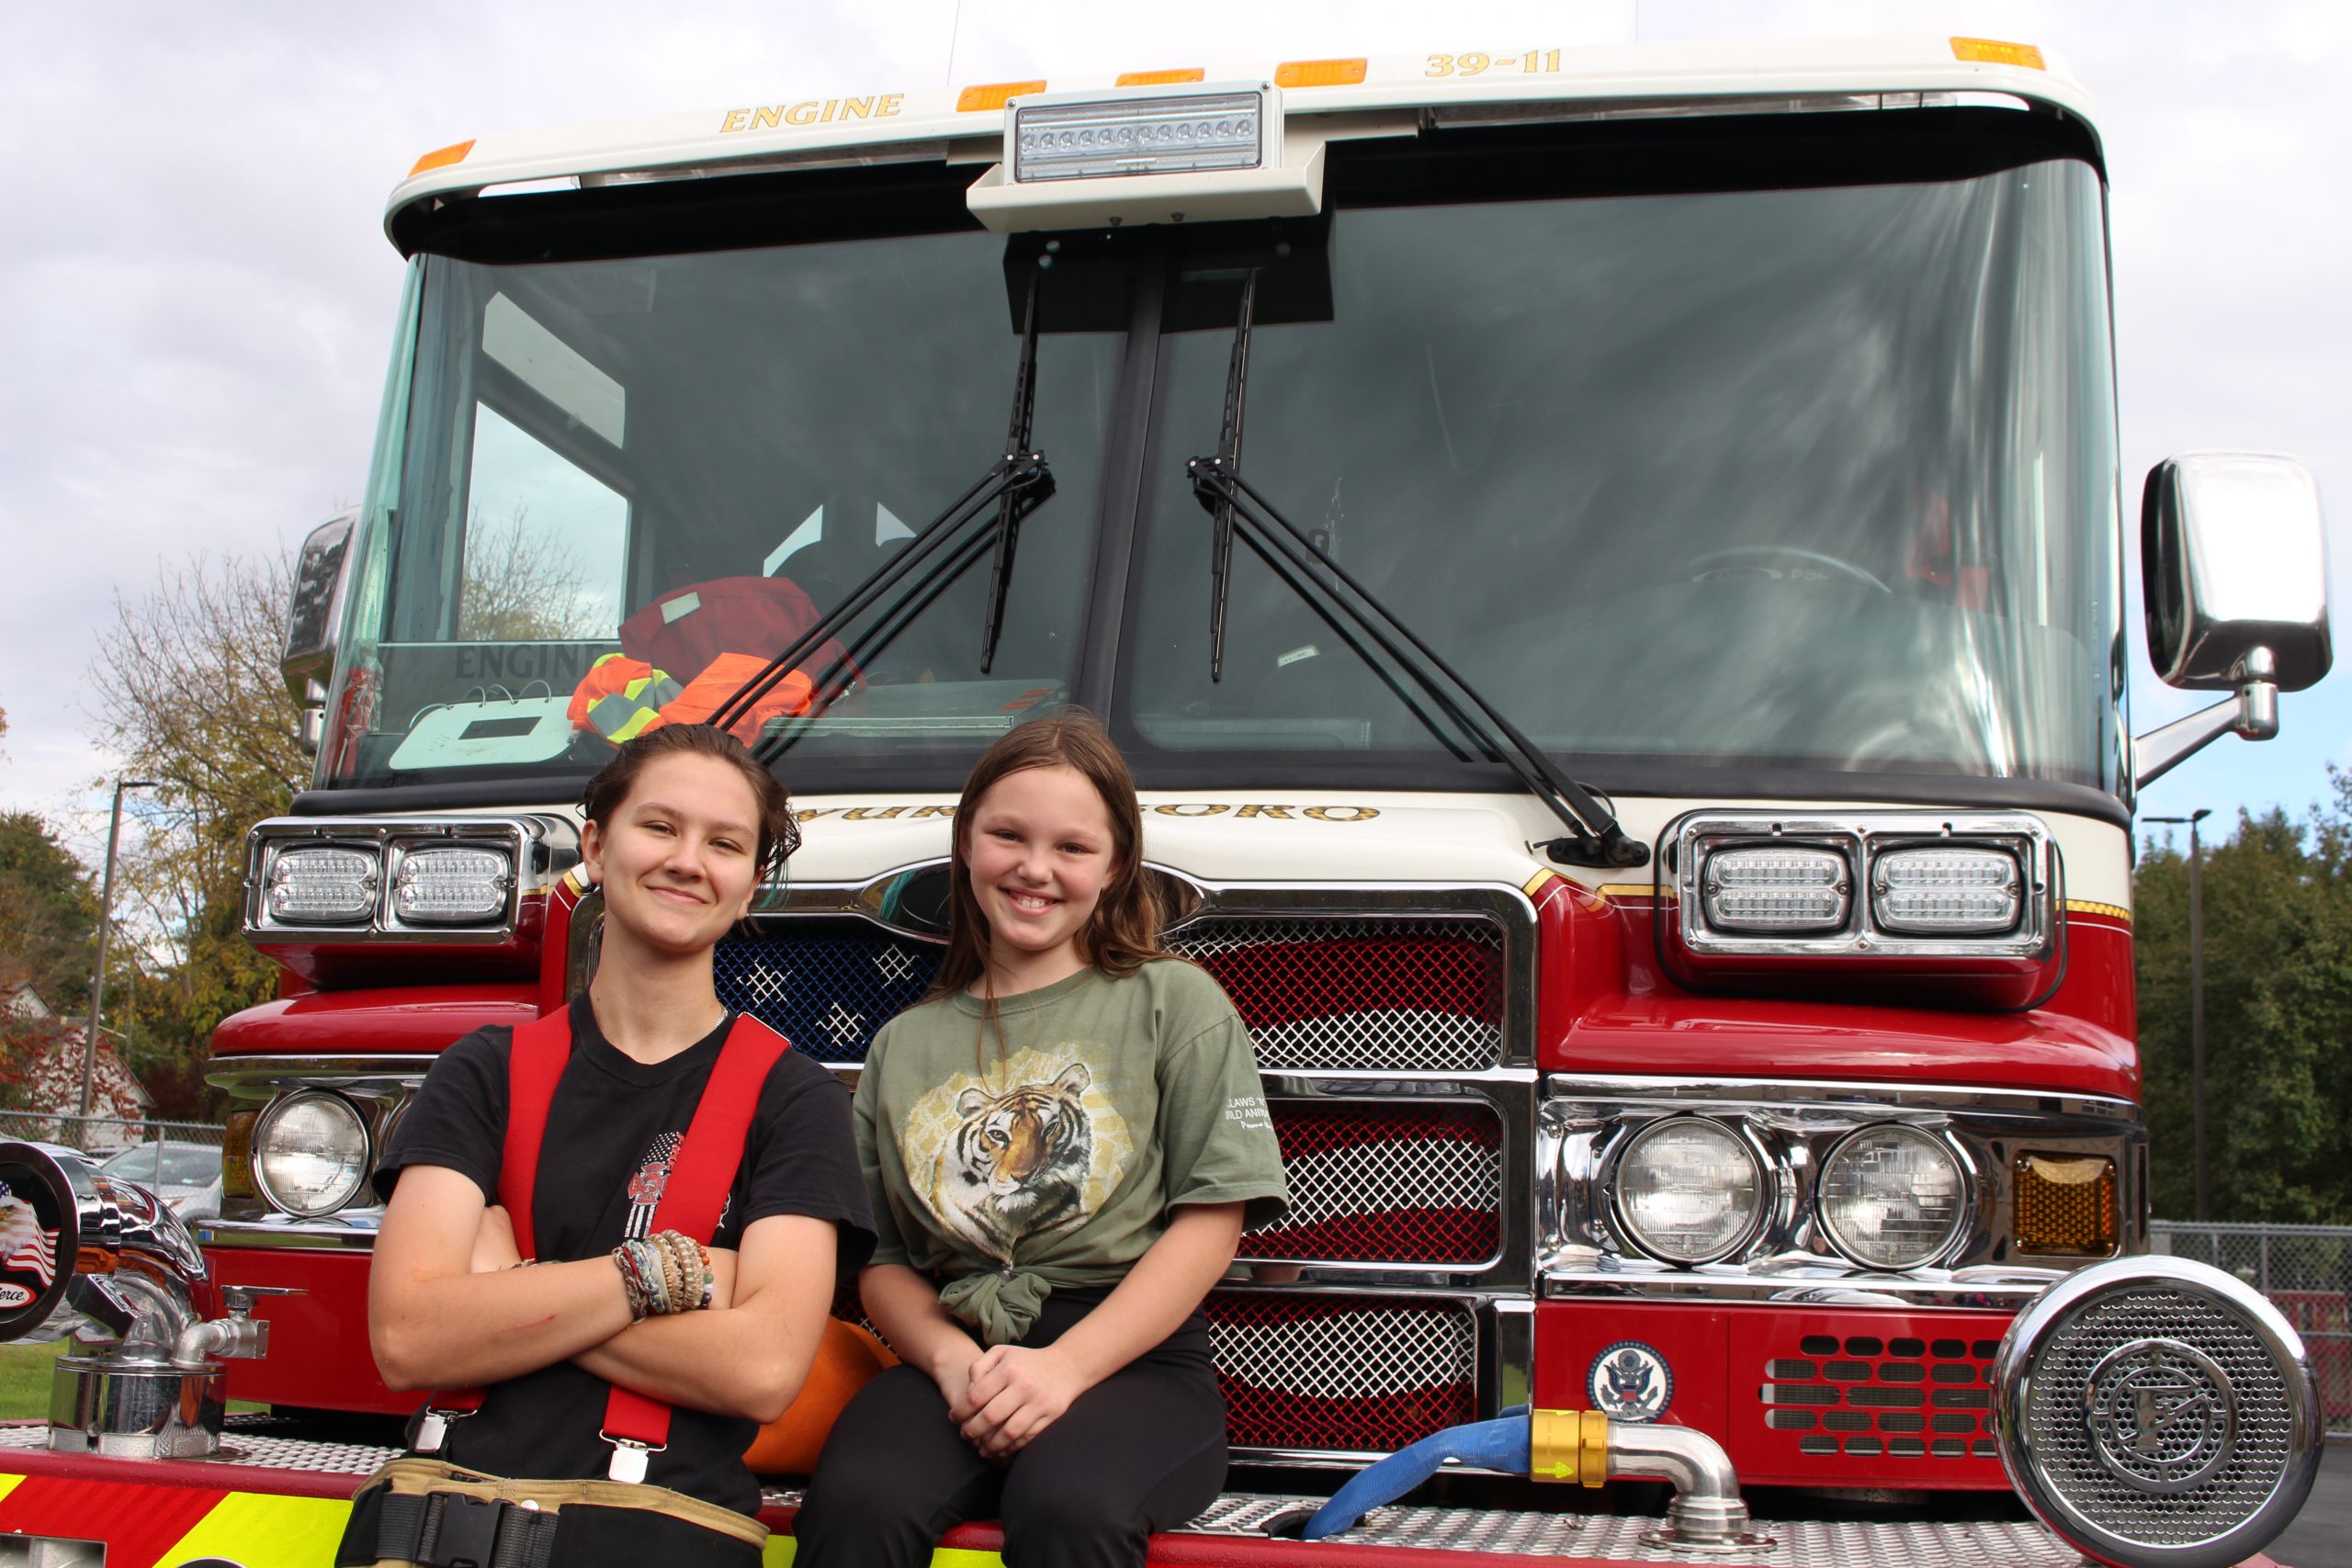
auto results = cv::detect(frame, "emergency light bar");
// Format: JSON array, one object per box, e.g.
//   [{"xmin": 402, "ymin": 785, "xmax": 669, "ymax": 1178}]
[
  {"xmin": 1012, "ymin": 87, "xmax": 1269, "ymax": 182},
  {"xmin": 968, "ymin": 82, "xmax": 1329, "ymax": 233}
]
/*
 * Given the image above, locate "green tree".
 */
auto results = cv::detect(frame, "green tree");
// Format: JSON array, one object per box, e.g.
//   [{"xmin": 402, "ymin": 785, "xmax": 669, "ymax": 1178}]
[
  {"xmin": 2136, "ymin": 775, "xmax": 2352, "ymax": 1222},
  {"xmin": 0, "ymin": 811, "xmax": 98, "ymax": 1005}
]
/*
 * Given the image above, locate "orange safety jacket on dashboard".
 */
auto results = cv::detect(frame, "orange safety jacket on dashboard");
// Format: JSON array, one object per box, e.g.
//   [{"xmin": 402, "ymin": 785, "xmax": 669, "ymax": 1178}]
[{"xmin": 568, "ymin": 652, "xmax": 814, "ymax": 745}]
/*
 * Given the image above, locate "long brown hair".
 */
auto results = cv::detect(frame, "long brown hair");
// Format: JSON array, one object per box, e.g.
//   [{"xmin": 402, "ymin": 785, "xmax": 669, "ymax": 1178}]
[{"xmin": 927, "ymin": 707, "xmax": 1169, "ymax": 1002}]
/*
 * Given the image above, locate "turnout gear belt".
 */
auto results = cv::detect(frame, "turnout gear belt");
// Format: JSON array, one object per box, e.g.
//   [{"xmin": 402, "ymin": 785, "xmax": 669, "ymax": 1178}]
[
  {"xmin": 335, "ymin": 1457, "xmax": 765, "ymax": 1568},
  {"xmin": 415, "ymin": 1006, "xmax": 794, "ymax": 1481}
]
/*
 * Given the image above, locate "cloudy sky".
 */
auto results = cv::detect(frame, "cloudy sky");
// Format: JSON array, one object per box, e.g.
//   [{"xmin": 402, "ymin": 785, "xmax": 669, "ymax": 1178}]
[{"xmin": 4, "ymin": 0, "xmax": 2345, "ymax": 865}]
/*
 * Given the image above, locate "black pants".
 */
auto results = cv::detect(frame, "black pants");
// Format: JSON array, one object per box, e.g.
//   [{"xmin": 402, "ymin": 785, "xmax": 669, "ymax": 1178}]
[{"xmin": 791, "ymin": 1294, "xmax": 1227, "ymax": 1568}]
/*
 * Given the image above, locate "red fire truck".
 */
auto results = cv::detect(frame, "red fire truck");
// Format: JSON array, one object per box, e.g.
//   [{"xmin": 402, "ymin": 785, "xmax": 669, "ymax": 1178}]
[{"xmin": 0, "ymin": 33, "xmax": 2333, "ymax": 1568}]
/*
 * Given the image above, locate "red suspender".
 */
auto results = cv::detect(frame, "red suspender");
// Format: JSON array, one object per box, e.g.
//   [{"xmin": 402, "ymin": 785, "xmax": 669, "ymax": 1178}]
[
  {"xmin": 600, "ymin": 1013, "xmax": 792, "ymax": 1474},
  {"xmin": 416, "ymin": 1006, "xmax": 795, "ymax": 1479}
]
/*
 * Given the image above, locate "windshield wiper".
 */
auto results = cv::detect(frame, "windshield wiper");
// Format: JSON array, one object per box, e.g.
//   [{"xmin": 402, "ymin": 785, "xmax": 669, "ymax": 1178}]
[
  {"xmin": 708, "ymin": 271, "xmax": 1057, "ymax": 762},
  {"xmin": 1187, "ymin": 272, "xmax": 1647, "ymax": 871}
]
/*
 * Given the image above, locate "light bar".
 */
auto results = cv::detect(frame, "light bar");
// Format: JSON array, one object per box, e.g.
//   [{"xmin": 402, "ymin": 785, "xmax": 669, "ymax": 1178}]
[
  {"xmin": 1872, "ymin": 846, "xmax": 2021, "ymax": 935},
  {"xmin": 1012, "ymin": 87, "xmax": 1269, "ymax": 184},
  {"xmin": 391, "ymin": 846, "xmax": 513, "ymax": 926},
  {"xmin": 1701, "ymin": 845, "xmax": 1849, "ymax": 934},
  {"xmin": 266, "ymin": 847, "xmax": 378, "ymax": 925}
]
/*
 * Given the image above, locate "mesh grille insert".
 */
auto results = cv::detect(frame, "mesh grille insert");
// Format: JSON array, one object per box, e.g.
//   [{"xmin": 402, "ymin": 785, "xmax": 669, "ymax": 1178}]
[
  {"xmin": 715, "ymin": 913, "xmax": 1508, "ymax": 1075},
  {"xmin": 1181, "ymin": 918, "xmax": 1506, "ymax": 1072},
  {"xmin": 1243, "ymin": 1100, "xmax": 1501, "ymax": 1265},
  {"xmin": 1204, "ymin": 1292, "xmax": 1476, "ymax": 1453}
]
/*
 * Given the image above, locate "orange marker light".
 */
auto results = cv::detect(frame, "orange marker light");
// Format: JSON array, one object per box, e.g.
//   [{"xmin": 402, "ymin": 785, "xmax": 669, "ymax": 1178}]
[
  {"xmin": 957, "ymin": 80, "xmax": 1046, "ymax": 112},
  {"xmin": 408, "ymin": 140, "xmax": 477, "ymax": 178},
  {"xmin": 1951, "ymin": 37, "xmax": 2046, "ymax": 70},
  {"xmin": 1117, "ymin": 68, "xmax": 1206, "ymax": 86},
  {"xmin": 1274, "ymin": 58, "xmax": 1368, "ymax": 88},
  {"xmin": 2014, "ymin": 1154, "xmax": 2118, "ymax": 1255}
]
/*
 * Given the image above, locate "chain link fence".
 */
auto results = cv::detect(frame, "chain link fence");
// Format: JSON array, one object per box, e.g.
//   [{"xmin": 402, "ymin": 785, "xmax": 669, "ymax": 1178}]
[
  {"xmin": 0, "ymin": 1112, "xmax": 227, "ymax": 1219},
  {"xmin": 2153, "ymin": 1220, "xmax": 2352, "ymax": 1440}
]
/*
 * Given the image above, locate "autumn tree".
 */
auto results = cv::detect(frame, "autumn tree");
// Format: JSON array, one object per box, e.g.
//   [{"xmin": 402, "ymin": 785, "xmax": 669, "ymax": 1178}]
[
  {"xmin": 88, "ymin": 552, "xmax": 309, "ymax": 1116},
  {"xmin": 458, "ymin": 505, "xmax": 604, "ymax": 642}
]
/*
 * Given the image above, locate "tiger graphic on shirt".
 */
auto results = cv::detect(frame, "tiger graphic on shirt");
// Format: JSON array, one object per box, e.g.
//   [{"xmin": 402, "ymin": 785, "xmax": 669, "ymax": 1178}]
[{"xmin": 902, "ymin": 1045, "xmax": 1133, "ymax": 1262}]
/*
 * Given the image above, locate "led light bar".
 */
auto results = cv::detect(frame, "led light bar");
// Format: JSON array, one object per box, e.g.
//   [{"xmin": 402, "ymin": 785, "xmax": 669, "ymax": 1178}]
[
  {"xmin": 1012, "ymin": 86, "xmax": 1270, "ymax": 183},
  {"xmin": 266, "ymin": 846, "xmax": 377, "ymax": 924},
  {"xmin": 1872, "ymin": 846, "xmax": 2021, "ymax": 935},
  {"xmin": 391, "ymin": 845, "xmax": 513, "ymax": 926},
  {"xmin": 1701, "ymin": 845, "xmax": 1850, "ymax": 933}
]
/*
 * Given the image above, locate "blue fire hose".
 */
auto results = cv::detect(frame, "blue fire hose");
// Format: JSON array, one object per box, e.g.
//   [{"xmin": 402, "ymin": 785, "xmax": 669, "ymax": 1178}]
[{"xmin": 1302, "ymin": 1412, "xmax": 1532, "ymax": 1541}]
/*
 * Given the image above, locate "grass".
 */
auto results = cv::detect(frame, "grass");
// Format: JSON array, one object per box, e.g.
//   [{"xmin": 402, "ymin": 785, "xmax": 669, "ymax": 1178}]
[
  {"xmin": 0, "ymin": 1340, "xmax": 266, "ymax": 1423},
  {"xmin": 0, "ymin": 1341, "xmax": 66, "ymax": 1422}
]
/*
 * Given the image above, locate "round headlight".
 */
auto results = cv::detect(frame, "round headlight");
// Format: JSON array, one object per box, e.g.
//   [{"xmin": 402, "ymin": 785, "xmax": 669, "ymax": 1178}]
[
  {"xmin": 1612, "ymin": 1116, "xmax": 1765, "ymax": 1264},
  {"xmin": 254, "ymin": 1092, "xmax": 371, "ymax": 1217},
  {"xmin": 1816, "ymin": 1123, "xmax": 1966, "ymax": 1269}
]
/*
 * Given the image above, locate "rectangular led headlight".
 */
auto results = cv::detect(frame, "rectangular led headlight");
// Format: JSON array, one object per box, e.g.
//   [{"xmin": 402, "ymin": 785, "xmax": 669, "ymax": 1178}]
[
  {"xmin": 265, "ymin": 846, "xmax": 379, "ymax": 925},
  {"xmin": 390, "ymin": 844, "xmax": 514, "ymax": 926},
  {"xmin": 1871, "ymin": 846, "xmax": 2021, "ymax": 935},
  {"xmin": 1701, "ymin": 845, "xmax": 1851, "ymax": 934},
  {"xmin": 1012, "ymin": 86, "xmax": 1271, "ymax": 184}
]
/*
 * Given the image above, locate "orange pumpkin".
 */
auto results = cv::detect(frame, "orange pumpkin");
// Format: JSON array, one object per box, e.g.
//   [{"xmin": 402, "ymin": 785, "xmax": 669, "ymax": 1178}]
[{"xmin": 742, "ymin": 1318, "xmax": 898, "ymax": 1475}]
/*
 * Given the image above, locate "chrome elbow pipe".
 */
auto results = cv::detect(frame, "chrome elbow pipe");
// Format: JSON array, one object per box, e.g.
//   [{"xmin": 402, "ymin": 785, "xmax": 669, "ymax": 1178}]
[
  {"xmin": 1607, "ymin": 1421, "xmax": 1758, "ymax": 1549},
  {"xmin": 0, "ymin": 1139, "xmax": 208, "ymax": 1348}
]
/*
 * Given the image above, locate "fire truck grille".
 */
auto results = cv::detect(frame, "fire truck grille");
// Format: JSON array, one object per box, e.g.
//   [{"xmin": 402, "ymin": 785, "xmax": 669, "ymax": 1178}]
[
  {"xmin": 1177, "ymin": 919, "xmax": 1507, "ymax": 1072},
  {"xmin": 712, "ymin": 923, "xmax": 938, "ymax": 1063},
  {"xmin": 1761, "ymin": 1335, "xmax": 2004, "ymax": 1464},
  {"xmin": 1241, "ymin": 1100, "xmax": 1502, "ymax": 1265},
  {"xmin": 713, "ymin": 914, "xmax": 1508, "ymax": 1073},
  {"xmin": 1204, "ymin": 1292, "xmax": 1478, "ymax": 1454}
]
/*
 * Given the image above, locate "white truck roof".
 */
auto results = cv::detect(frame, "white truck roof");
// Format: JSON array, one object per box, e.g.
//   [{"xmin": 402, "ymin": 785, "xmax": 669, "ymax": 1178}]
[{"xmin": 385, "ymin": 35, "xmax": 2098, "ymax": 236}]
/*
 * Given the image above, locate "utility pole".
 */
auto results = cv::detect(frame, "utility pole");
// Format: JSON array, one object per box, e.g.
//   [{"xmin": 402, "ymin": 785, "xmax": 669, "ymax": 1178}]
[
  {"xmin": 79, "ymin": 778, "xmax": 158, "ymax": 1139},
  {"xmin": 2146, "ymin": 808, "xmax": 2213, "ymax": 1220}
]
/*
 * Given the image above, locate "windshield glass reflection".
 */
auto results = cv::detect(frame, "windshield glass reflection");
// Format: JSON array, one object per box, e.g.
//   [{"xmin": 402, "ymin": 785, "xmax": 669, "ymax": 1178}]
[{"xmin": 1124, "ymin": 155, "xmax": 2122, "ymax": 790}]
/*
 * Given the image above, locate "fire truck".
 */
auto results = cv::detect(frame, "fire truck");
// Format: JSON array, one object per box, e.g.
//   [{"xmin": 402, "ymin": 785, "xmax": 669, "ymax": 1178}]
[{"xmin": 0, "ymin": 33, "xmax": 2334, "ymax": 1568}]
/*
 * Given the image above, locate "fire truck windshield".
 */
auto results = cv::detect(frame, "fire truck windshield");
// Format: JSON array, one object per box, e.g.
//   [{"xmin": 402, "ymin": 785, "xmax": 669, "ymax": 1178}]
[{"xmin": 324, "ymin": 115, "xmax": 2121, "ymax": 806}]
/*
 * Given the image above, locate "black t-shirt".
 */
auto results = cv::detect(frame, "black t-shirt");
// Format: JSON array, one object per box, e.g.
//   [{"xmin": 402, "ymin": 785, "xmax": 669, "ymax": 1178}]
[{"xmin": 375, "ymin": 994, "xmax": 876, "ymax": 1516}]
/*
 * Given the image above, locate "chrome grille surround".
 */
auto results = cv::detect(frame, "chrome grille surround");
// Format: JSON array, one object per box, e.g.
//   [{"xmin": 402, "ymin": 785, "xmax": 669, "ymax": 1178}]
[
  {"xmin": 1995, "ymin": 1255, "xmax": 2322, "ymax": 1568},
  {"xmin": 1540, "ymin": 1076, "xmax": 2146, "ymax": 1301}
]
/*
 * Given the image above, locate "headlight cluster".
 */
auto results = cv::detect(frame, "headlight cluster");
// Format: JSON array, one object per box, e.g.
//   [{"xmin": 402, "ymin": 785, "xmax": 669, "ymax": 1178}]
[
  {"xmin": 1611, "ymin": 1115, "xmax": 1969, "ymax": 1272},
  {"xmin": 249, "ymin": 819, "xmax": 538, "ymax": 936},
  {"xmin": 252, "ymin": 1091, "xmax": 371, "ymax": 1216},
  {"xmin": 1674, "ymin": 812, "xmax": 2052, "ymax": 953}
]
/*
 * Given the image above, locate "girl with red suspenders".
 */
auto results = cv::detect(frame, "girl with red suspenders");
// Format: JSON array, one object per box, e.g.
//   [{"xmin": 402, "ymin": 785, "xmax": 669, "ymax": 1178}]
[
  {"xmin": 351, "ymin": 724, "xmax": 873, "ymax": 1566},
  {"xmin": 793, "ymin": 710, "xmax": 1289, "ymax": 1568}
]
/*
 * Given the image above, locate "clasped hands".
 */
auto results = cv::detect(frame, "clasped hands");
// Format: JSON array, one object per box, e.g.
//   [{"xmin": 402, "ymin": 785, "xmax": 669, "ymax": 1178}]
[
  {"xmin": 469, "ymin": 1204, "xmax": 740, "ymax": 1310},
  {"xmin": 941, "ymin": 1341, "xmax": 1092, "ymax": 1460}
]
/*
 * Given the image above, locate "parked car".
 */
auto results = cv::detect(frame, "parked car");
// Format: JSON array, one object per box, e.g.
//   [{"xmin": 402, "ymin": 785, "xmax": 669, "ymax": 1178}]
[{"xmin": 97, "ymin": 1141, "xmax": 223, "ymax": 1213}]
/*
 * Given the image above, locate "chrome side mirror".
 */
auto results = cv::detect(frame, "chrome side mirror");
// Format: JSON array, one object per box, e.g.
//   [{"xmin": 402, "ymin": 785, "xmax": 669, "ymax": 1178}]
[
  {"xmin": 2133, "ymin": 454, "xmax": 2331, "ymax": 790},
  {"xmin": 282, "ymin": 509, "xmax": 359, "ymax": 756}
]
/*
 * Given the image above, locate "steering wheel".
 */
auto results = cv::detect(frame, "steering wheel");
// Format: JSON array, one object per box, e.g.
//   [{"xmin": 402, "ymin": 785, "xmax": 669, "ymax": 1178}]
[{"xmin": 1683, "ymin": 547, "xmax": 1892, "ymax": 593}]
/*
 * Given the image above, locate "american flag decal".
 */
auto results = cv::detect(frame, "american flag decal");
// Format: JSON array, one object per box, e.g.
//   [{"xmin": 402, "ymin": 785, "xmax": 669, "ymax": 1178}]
[{"xmin": 0, "ymin": 1185, "xmax": 56, "ymax": 1292}]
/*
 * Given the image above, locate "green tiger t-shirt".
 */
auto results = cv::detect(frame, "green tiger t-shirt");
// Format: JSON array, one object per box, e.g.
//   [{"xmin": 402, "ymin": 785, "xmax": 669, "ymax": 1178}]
[{"xmin": 854, "ymin": 959, "xmax": 1289, "ymax": 1344}]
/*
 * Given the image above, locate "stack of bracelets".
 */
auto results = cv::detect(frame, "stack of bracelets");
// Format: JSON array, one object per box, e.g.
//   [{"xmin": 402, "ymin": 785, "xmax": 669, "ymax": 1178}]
[{"xmin": 612, "ymin": 1230, "xmax": 716, "ymax": 1321}]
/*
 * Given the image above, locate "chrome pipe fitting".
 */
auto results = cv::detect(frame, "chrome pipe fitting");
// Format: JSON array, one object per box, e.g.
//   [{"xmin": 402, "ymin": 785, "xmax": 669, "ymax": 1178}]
[{"xmin": 1605, "ymin": 1422, "xmax": 1770, "ymax": 1551}]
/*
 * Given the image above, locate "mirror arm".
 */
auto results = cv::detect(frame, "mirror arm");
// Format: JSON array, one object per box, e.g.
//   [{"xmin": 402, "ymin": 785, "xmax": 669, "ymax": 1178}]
[{"xmin": 2132, "ymin": 647, "xmax": 2280, "ymax": 789}]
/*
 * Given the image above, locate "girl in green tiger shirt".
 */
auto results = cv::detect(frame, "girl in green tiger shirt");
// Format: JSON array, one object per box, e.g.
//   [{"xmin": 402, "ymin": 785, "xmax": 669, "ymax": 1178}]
[{"xmin": 795, "ymin": 710, "xmax": 1287, "ymax": 1568}]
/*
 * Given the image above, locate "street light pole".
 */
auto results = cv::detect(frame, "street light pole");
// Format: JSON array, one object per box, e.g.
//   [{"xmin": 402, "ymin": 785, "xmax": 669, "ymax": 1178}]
[
  {"xmin": 79, "ymin": 777, "xmax": 158, "ymax": 1136},
  {"xmin": 2146, "ymin": 807, "xmax": 2214, "ymax": 1221}
]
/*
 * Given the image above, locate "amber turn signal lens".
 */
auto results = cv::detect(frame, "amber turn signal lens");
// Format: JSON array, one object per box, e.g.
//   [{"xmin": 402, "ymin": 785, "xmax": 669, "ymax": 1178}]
[
  {"xmin": 2015, "ymin": 1153, "xmax": 2117, "ymax": 1255},
  {"xmin": 957, "ymin": 80, "xmax": 1046, "ymax": 112},
  {"xmin": 408, "ymin": 139, "xmax": 477, "ymax": 177},
  {"xmin": 1951, "ymin": 37, "xmax": 2046, "ymax": 70},
  {"xmin": 1274, "ymin": 58, "xmax": 1368, "ymax": 88}
]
